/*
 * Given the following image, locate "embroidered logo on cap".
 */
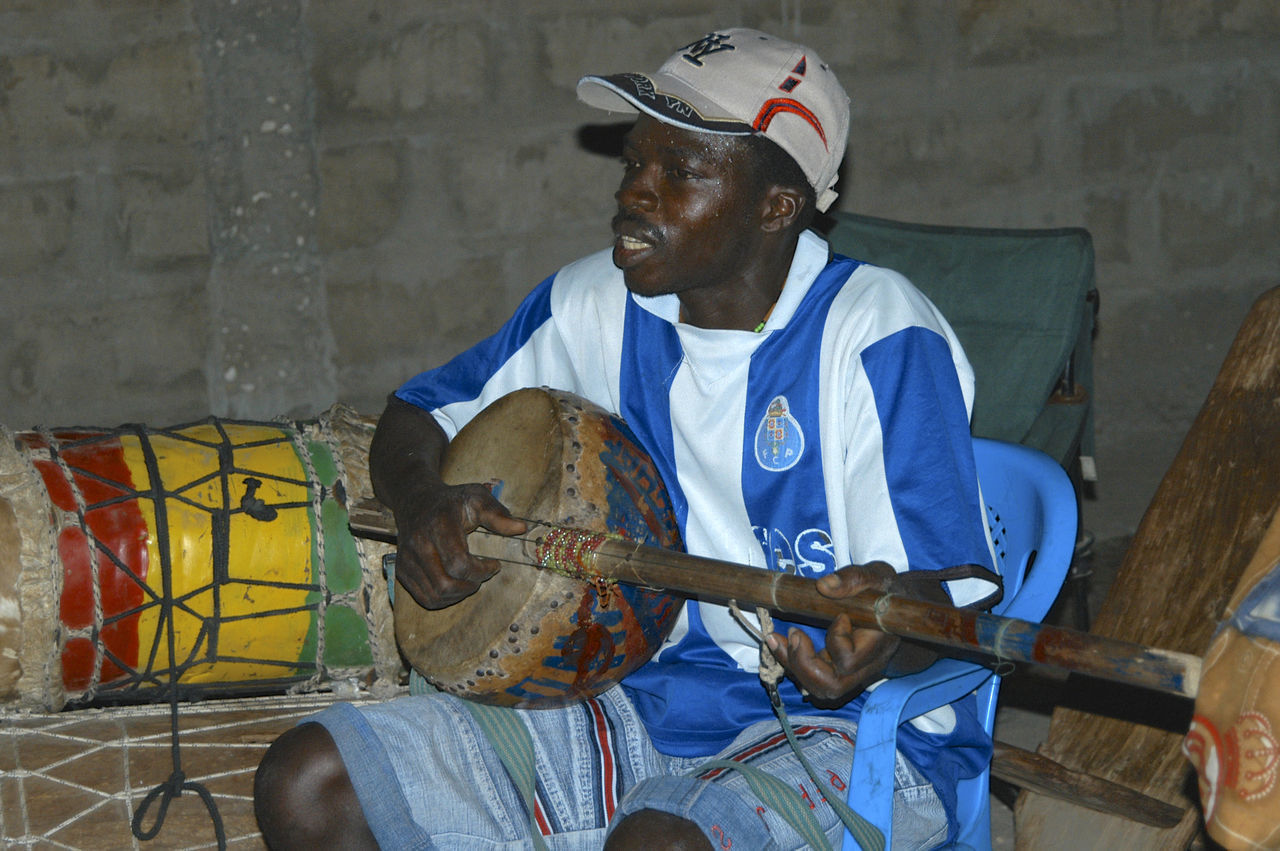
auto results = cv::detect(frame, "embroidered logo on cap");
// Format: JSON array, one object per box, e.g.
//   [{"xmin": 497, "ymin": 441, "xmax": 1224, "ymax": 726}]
[
  {"xmin": 755, "ymin": 56, "xmax": 828, "ymax": 148},
  {"xmin": 680, "ymin": 32, "xmax": 736, "ymax": 66}
]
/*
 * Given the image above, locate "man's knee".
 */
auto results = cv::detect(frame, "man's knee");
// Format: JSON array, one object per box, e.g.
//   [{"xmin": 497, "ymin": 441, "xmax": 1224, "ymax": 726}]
[
  {"xmin": 254, "ymin": 722, "xmax": 376, "ymax": 850},
  {"xmin": 604, "ymin": 808, "xmax": 713, "ymax": 851}
]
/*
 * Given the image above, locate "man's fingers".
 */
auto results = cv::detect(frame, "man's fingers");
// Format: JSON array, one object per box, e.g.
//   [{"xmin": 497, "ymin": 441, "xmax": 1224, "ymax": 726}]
[
  {"xmin": 444, "ymin": 552, "xmax": 501, "ymax": 586},
  {"xmin": 388, "ymin": 481, "xmax": 521, "ymax": 611},
  {"xmin": 815, "ymin": 561, "xmax": 896, "ymax": 599},
  {"xmin": 397, "ymin": 530, "xmax": 497, "ymax": 610},
  {"xmin": 765, "ymin": 620, "xmax": 899, "ymax": 704},
  {"xmin": 486, "ymin": 513, "xmax": 529, "ymax": 536},
  {"xmin": 815, "ymin": 571, "xmax": 853, "ymax": 597},
  {"xmin": 462, "ymin": 484, "xmax": 528, "ymax": 537},
  {"xmin": 770, "ymin": 629, "xmax": 840, "ymax": 695},
  {"xmin": 819, "ymin": 614, "xmax": 859, "ymax": 672}
]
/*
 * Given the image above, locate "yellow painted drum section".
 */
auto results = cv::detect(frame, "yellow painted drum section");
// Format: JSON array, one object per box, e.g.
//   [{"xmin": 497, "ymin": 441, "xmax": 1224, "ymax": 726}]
[{"xmin": 123, "ymin": 425, "xmax": 333, "ymax": 684}]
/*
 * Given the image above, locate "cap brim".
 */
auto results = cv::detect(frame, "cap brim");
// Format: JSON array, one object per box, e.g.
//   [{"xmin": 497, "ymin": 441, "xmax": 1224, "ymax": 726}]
[{"xmin": 577, "ymin": 73, "xmax": 754, "ymax": 136}]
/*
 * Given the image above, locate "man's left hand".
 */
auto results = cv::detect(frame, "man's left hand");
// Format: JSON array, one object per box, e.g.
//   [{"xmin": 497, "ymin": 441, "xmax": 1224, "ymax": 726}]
[{"xmin": 765, "ymin": 562, "xmax": 945, "ymax": 709}]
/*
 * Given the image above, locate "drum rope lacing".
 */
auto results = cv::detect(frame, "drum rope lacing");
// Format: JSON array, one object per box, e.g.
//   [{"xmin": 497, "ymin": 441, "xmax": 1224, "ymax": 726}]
[
  {"xmin": 126, "ymin": 423, "xmax": 226, "ymax": 850},
  {"xmin": 28, "ymin": 417, "xmax": 388, "ymax": 702}
]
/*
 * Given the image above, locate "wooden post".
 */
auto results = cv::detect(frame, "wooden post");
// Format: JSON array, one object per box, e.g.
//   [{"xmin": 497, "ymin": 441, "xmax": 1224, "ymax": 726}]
[{"xmin": 1014, "ymin": 286, "xmax": 1280, "ymax": 849}]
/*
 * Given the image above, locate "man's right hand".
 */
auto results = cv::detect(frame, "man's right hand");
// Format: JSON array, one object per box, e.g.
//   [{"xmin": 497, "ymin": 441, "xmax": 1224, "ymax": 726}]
[
  {"xmin": 368, "ymin": 395, "xmax": 527, "ymax": 611},
  {"xmin": 390, "ymin": 480, "xmax": 527, "ymax": 609}
]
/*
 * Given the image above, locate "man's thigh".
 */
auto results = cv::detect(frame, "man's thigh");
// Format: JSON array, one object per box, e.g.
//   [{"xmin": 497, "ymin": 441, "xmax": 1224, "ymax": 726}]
[
  {"xmin": 310, "ymin": 687, "xmax": 663, "ymax": 850},
  {"xmin": 611, "ymin": 716, "xmax": 950, "ymax": 851}
]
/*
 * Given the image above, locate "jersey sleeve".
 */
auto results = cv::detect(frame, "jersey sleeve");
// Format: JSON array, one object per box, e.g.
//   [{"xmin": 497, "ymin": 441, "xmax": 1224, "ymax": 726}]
[
  {"xmin": 394, "ymin": 273, "xmax": 585, "ymax": 438},
  {"xmin": 832, "ymin": 269, "xmax": 1001, "ymax": 608}
]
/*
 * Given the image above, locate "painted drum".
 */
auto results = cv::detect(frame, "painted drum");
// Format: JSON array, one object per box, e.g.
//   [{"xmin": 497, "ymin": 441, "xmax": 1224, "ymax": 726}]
[
  {"xmin": 0, "ymin": 405, "xmax": 399, "ymax": 710},
  {"xmin": 394, "ymin": 387, "xmax": 684, "ymax": 709}
]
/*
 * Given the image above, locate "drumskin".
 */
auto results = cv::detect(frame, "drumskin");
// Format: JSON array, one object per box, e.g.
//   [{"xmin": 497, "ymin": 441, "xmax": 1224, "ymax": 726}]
[{"xmin": 394, "ymin": 388, "xmax": 682, "ymax": 707}]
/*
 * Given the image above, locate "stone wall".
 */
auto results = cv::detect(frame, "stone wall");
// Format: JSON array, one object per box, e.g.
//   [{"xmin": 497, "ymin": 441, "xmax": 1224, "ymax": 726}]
[{"xmin": 1, "ymin": 0, "xmax": 1276, "ymax": 538}]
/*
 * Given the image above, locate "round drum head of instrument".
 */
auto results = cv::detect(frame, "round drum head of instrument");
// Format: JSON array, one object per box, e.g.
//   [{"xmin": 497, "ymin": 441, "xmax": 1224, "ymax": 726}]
[
  {"xmin": 394, "ymin": 389, "xmax": 565, "ymax": 670},
  {"xmin": 393, "ymin": 387, "xmax": 683, "ymax": 708}
]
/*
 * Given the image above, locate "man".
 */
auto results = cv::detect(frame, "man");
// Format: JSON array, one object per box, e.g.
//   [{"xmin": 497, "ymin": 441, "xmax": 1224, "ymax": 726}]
[{"xmin": 255, "ymin": 28, "xmax": 1001, "ymax": 850}]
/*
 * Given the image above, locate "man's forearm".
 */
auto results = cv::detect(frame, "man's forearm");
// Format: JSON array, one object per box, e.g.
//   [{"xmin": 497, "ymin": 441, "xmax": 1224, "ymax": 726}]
[{"xmin": 368, "ymin": 395, "xmax": 451, "ymax": 515}]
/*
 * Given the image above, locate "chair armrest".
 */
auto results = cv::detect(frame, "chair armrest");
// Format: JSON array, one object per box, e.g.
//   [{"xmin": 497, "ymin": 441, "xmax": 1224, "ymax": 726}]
[{"xmin": 844, "ymin": 659, "xmax": 994, "ymax": 844}]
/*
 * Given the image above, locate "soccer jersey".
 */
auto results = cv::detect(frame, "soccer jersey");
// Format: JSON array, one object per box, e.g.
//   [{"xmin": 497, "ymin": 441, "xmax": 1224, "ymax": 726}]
[{"xmin": 396, "ymin": 230, "xmax": 998, "ymax": 807}]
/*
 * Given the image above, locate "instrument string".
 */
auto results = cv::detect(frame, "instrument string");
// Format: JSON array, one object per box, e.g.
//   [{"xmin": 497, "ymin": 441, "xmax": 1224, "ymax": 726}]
[{"xmin": 476, "ymin": 521, "xmax": 684, "ymax": 577}]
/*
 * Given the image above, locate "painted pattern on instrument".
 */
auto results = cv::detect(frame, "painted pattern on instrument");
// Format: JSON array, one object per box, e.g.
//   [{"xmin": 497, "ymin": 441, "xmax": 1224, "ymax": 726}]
[
  {"xmin": 526, "ymin": 416, "xmax": 681, "ymax": 701},
  {"xmin": 475, "ymin": 396, "xmax": 682, "ymax": 707}
]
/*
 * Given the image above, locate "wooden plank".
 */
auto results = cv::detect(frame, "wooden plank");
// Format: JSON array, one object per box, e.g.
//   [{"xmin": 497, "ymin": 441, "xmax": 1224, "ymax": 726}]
[
  {"xmin": 991, "ymin": 742, "xmax": 1183, "ymax": 827},
  {"xmin": 1014, "ymin": 286, "xmax": 1280, "ymax": 849}
]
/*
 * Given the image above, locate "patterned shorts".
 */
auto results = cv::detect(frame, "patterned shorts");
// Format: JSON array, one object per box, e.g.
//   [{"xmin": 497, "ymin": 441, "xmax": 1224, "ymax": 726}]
[{"xmin": 309, "ymin": 685, "xmax": 949, "ymax": 850}]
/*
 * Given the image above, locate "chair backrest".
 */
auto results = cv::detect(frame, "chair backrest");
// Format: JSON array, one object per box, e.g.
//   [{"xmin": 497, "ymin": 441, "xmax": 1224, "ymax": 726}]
[
  {"xmin": 977, "ymin": 438, "xmax": 1077, "ymax": 623},
  {"xmin": 824, "ymin": 212, "xmax": 1097, "ymax": 469},
  {"xmin": 844, "ymin": 438, "xmax": 1076, "ymax": 850}
]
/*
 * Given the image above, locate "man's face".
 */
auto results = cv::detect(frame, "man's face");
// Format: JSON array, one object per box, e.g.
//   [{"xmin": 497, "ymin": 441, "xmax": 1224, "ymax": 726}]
[{"xmin": 611, "ymin": 115, "xmax": 766, "ymax": 301}]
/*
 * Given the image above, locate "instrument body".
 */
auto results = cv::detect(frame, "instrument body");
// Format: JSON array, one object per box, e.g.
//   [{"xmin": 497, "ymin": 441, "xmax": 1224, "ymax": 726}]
[
  {"xmin": 0, "ymin": 405, "xmax": 399, "ymax": 710},
  {"xmin": 393, "ymin": 387, "xmax": 683, "ymax": 708},
  {"xmin": 359, "ymin": 387, "xmax": 1200, "ymax": 705}
]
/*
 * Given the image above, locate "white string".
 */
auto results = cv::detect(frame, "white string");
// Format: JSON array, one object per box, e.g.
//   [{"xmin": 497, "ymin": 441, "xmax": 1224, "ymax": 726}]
[
  {"xmin": 728, "ymin": 600, "xmax": 786, "ymax": 691},
  {"xmin": 287, "ymin": 422, "xmax": 329, "ymax": 691}
]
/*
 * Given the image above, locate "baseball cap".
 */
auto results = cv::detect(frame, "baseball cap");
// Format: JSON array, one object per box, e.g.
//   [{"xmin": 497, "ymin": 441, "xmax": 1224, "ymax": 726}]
[{"xmin": 577, "ymin": 29, "xmax": 850, "ymax": 212}]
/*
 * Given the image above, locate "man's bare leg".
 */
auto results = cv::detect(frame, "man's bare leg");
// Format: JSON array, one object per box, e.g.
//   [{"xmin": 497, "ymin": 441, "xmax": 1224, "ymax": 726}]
[{"xmin": 253, "ymin": 722, "xmax": 377, "ymax": 850}]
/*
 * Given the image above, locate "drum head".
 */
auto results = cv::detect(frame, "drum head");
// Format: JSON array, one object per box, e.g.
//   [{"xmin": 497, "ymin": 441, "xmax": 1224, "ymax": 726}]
[
  {"xmin": 0, "ymin": 498, "xmax": 22, "ymax": 696},
  {"xmin": 393, "ymin": 387, "xmax": 683, "ymax": 707},
  {"xmin": 393, "ymin": 388, "xmax": 569, "ymax": 675}
]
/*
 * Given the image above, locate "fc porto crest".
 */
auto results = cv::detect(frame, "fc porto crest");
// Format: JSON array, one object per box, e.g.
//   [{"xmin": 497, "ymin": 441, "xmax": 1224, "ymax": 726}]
[{"xmin": 754, "ymin": 395, "xmax": 805, "ymax": 472}]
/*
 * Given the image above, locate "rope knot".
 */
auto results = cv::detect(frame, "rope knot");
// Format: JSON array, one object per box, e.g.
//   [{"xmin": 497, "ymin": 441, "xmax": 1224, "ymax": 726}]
[{"xmin": 163, "ymin": 769, "xmax": 187, "ymax": 796}]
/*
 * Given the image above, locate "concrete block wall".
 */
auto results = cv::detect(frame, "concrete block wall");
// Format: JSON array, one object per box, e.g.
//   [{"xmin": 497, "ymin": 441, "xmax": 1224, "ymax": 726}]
[{"xmin": 1, "ymin": 0, "xmax": 1277, "ymax": 539}]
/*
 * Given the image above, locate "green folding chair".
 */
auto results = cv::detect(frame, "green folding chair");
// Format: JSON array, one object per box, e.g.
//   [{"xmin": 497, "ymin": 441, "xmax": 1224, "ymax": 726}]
[{"xmin": 824, "ymin": 211, "xmax": 1099, "ymax": 627}]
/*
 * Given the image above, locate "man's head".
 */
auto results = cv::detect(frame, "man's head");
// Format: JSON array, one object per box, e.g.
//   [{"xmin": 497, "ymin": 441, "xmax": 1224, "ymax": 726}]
[
  {"xmin": 608, "ymin": 114, "xmax": 803, "ymax": 302},
  {"xmin": 577, "ymin": 28, "xmax": 850, "ymax": 213}
]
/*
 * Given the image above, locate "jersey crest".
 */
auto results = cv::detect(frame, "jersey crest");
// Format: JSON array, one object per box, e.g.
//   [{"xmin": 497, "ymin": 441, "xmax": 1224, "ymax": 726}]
[{"xmin": 753, "ymin": 394, "xmax": 805, "ymax": 472}]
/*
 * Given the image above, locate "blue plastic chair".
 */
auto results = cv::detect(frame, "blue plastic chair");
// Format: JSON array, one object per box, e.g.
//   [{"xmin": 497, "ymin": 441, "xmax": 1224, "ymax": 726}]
[{"xmin": 842, "ymin": 438, "xmax": 1077, "ymax": 850}]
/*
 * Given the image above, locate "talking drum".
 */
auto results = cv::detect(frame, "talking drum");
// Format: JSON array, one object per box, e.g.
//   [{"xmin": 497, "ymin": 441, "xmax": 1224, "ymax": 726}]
[
  {"xmin": 394, "ymin": 387, "xmax": 683, "ymax": 709},
  {"xmin": 0, "ymin": 404, "xmax": 399, "ymax": 711}
]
